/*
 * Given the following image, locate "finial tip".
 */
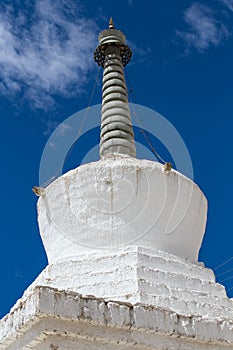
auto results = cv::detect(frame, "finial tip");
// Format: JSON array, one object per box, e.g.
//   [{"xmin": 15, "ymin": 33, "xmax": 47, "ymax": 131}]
[{"xmin": 109, "ymin": 17, "xmax": 115, "ymax": 29}]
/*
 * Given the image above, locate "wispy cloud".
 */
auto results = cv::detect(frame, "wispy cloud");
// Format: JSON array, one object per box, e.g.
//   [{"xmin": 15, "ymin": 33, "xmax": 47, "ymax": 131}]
[
  {"xmin": 177, "ymin": 3, "xmax": 229, "ymax": 52},
  {"xmin": 0, "ymin": 0, "xmax": 97, "ymax": 110},
  {"xmin": 127, "ymin": 40, "xmax": 151, "ymax": 64},
  {"xmin": 220, "ymin": 0, "xmax": 233, "ymax": 11}
]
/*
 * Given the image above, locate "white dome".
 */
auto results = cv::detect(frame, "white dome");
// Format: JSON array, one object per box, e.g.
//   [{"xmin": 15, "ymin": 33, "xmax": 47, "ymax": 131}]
[{"xmin": 38, "ymin": 154, "xmax": 207, "ymax": 264}]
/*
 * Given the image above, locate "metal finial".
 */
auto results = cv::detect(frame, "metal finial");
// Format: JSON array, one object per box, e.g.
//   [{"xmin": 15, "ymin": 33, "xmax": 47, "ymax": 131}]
[{"xmin": 109, "ymin": 17, "xmax": 115, "ymax": 29}]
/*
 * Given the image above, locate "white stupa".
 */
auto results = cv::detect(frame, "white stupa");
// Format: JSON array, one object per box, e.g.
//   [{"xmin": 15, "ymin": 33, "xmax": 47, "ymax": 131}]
[{"xmin": 1, "ymin": 19, "xmax": 233, "ymax": 349}]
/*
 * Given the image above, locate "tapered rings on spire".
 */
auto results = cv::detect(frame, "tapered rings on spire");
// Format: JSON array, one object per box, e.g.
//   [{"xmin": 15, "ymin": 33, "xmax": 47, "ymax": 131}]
[{"xmin": 94, "ymin": 20, "xmax": 136, "ymax": 158}]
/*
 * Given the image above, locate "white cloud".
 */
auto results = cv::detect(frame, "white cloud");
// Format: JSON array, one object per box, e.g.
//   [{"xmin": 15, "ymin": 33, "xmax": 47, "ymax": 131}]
[
  {"xmin": 220, "ymin": 0, "xmax": 233, "ymax": 11},
  {"xmin": 0, "ymin": 0, "xmax": 97, "ymax": 110},
  {"xmin": 177, "ymin": 3, "xmax": 229, "ymax": 51}
]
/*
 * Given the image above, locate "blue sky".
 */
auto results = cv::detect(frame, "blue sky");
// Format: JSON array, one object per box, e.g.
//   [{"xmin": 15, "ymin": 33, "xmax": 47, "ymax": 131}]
[{"xmin": 0, "ymin": 0, "xmax": 233, "ymax": 318}]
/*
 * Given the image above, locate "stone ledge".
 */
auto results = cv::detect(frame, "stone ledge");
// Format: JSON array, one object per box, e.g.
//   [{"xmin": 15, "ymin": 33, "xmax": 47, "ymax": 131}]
[
  {"xmin": 22, "ymin": 246, "xmax": 232, "ymax": 320},
  {"xmin": 0, "ymin": 286, "xmax": 233, "ymax": 349}
]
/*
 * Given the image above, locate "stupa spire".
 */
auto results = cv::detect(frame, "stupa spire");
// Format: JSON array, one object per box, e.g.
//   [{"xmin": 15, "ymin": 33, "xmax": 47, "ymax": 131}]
[
  {"xmin": 94, "ymin": 19, "xmax": 136, "ymax": 158},
  {"xmin": 108, "ymin": 17, "xmax": 114, "ymax": 29}
]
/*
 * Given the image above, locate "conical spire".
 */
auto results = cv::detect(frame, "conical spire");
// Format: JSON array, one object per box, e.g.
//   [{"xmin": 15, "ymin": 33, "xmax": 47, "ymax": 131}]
[
  {"xmin": 109, "ymin": 17, "xmax": 115, "ymax": 29},
  {"xmin": 94, "ymin": 20, "xmax": 136, "ymax": 158}
]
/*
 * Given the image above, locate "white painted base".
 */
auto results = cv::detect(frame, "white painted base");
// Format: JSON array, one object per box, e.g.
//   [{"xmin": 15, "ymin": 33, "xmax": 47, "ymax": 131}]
[
  {"xmin": 19, "ymin": 247, "xmax": 233, "ymax": 320},
  {"xmin": 1, "ymin": 155, "xmax": 230, "ymax": 349},
  {"xmin": 0, "ymin": 286, "xmax": 233, "ymax": 349}
]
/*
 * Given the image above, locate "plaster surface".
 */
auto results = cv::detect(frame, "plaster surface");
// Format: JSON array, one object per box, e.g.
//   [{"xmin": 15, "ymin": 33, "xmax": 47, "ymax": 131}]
[
  {"xmin": 1, "ymin": 286, "xmax": 233, "ymax": 350},
  {"xmin": 20, "ymin": 246, "xmax": 233, "ymax": 320},
  {"xmin": 38, "ymin": 154, "xmax": 207, "ymax": 263}
]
